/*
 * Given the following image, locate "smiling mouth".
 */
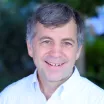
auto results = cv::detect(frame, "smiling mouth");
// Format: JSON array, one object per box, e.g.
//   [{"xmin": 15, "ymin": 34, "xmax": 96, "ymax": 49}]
[{"xmin": 45, "ymin": 61, "xmax": 64, "ymax": 67}]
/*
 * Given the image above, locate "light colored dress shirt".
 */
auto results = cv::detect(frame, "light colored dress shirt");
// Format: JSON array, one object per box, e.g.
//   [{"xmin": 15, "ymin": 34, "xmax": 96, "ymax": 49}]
[{"xmin": 0, "ymin": 67, "xmax": 104, "ymax": 104}]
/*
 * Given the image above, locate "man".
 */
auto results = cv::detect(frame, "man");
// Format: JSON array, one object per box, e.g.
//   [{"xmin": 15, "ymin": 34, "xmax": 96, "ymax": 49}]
[{"xmin": 0, "ymin": 3, "xmax": 104, "ymax": 104}]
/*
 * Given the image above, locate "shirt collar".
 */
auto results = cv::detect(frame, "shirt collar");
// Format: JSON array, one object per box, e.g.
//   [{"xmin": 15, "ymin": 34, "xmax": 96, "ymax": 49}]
[
  {"xmin": 32, "ymin": 68, "xmax": 38, "ymax": 84},
  {"xmin": 61, "ymin": 66, "xmax": 81, "ymax": 92}
]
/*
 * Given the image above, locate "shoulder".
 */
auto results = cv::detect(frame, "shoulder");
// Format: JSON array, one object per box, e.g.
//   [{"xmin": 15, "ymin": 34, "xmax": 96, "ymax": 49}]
[
  {"xmin": 78, "ymin": 76, "xmax": 104, "ymax": 103},
  {"xmin": 1, "ymin": 74, "xmax": 34, "ymax": 94},
  {"xmin": 0, "ymin": 74, "xmax": 34, "ymax": 103},
  {"xmin": 79, "ymin": 76, "xmax": 104, "ymax": 92}
]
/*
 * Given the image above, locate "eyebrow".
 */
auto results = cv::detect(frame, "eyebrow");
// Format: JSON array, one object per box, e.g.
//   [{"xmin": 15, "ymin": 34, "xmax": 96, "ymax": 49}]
[
  {"xmin": 39, "ymin": 36, "xmax": 53, "ymax": 41},
  {"xmin": 62, "ymin": 38, "xmax": 75, "ymax": 44},
  {"xmin": 39, "ymin": 36, "xmax": 75, "ymax": 43}
]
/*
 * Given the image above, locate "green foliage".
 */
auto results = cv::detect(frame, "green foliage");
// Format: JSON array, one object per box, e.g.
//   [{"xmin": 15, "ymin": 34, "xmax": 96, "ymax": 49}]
[
  {"xmin": 85, "ymin": 38, "xmax": 104, "ymax": 88},
  {"xmin": 54, "ymin": 0, "xmax": 81, "ymax": 9},
  {"xmin": 0, "ymin": 1, "xmax": 35, "ymax": 91},
  {"xmin": 52, "ymin": 0, "xmax": 104, "ymax": 16},
  {"xmin": 0, "ymin": 2, "xmax": 26, "ymax": 71},
  {"xmin": 5, "ymin": 0, "xmax": 31, "ymax": 7}
]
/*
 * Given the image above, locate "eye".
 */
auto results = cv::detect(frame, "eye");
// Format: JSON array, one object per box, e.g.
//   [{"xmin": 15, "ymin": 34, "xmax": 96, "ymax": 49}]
[
  {"xmin": 40, "ymin": 39, "xmax": 53, "ymax": 46},
  {"xmin": 63, "ymin": 42, "xmax": 72, "ymax": 46},
  {"xmin": 42, "ymin": 40, "xmax": 51, "ymax": 44}
]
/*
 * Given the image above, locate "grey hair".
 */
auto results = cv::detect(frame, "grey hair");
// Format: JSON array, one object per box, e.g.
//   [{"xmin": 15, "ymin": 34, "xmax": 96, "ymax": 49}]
[{"xmin": 26, "ymin": 3, "xmax": 84, "ymax": 47}]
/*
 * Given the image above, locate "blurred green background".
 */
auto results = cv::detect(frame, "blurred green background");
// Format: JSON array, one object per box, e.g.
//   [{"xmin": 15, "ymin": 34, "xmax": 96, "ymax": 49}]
[{"xmin": 0, "ymin": 0, "xmax": 104, "ymax": 91}]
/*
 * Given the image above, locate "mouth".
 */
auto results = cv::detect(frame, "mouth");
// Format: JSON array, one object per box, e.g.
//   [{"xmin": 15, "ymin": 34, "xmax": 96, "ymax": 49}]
[{"xmin": 45, "ymin": 61, "xmax": 65, "ymax": 67}]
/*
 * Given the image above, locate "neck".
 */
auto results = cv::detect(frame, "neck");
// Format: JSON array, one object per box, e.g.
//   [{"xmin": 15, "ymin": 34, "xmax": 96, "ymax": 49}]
[
  {"xmin": 38, "ymin": 74, "xmax": 70, "ymax": 100},
  {"xmin": 38, "ymin": 77, "xmax": 60, "ymax": 100}
]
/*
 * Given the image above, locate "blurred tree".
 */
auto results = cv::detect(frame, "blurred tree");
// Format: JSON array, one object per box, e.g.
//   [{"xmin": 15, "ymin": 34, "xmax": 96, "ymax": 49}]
[
  {"xmin": 85, "ymin": 38, "xmax": 104, "ymax": 88},
  {"xmin": 0, "ymin": 0, "xmax": 37, "ymax": 91},
  {"xmin": 0, "ymin": 1, "xmax": 36, "ymax": 74},
  {"xmin": 51, "ymin": 0, "xmax": 104, "ymax": 16}
]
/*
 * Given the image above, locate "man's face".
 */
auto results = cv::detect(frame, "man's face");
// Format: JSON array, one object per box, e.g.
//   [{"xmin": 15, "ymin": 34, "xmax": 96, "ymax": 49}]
[{"xmin": 27, "ymin": 20, "xmax": 82, "ymax": 82}]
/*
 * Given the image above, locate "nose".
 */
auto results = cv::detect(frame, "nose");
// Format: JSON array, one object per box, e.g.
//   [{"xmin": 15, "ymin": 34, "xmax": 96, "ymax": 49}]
[{"xmin": 50, "ymin": 44, "xmax": 62, "ymax": 57}]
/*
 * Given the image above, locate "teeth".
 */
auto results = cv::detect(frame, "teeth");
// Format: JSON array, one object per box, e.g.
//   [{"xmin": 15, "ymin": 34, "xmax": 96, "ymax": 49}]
[{"xmin": 49, "ymin": 62, "xmax": 62, "ymax": 66}]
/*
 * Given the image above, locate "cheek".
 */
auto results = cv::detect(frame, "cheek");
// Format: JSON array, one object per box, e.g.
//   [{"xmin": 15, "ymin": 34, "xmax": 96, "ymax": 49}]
[
  {"xmin": 34, "ymin": 46, "xmax": 49, "ymax": 61},
  {"xmin": 33, "ymin": 47, "xmax": 50, "ymax": 69},
  {"xmin": 38, "ymin": 45, "xmax": 51, "ymax": 55},
  {"xmin": 64, "ymin": 48, "xmax": 78, "ymax": 59}
]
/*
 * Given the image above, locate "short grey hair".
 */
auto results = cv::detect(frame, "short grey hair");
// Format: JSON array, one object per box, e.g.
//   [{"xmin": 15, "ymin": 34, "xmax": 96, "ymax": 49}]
[{"xmin": 26, "ymin": 3, "xmax": 84, "ymax": 47}]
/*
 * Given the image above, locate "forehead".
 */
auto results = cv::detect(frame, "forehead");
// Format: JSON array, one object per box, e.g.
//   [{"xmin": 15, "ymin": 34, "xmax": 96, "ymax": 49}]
[{"xmin": 35, "ymin": 20, "xmax": 77, "ymax": 38}]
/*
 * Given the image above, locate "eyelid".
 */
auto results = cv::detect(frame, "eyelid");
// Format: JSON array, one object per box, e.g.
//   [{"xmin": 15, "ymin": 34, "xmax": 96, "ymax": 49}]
[
  {"xmin": 41, "ymin": 39, "xmax": 51, "ymax": 42},
  {"xmin": 40, "ymin": 39, "xmax": 53, "ymax": 45},
  {"xmin": 63, "ymin": 41, "xmax": 72, "ymax": 44},
  {"xmin": 39, "ymin": 36, "xmax": 52, "ymax": 41}
]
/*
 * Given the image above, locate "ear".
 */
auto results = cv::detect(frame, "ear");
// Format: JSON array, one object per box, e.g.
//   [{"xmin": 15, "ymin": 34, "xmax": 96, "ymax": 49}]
[
  {"xmin": 76, "ymin": 45, "xmax": 83, "ymax": 60},
  {"xmin": 26, "ymin": 41, "xmax": 33, "ymax": 58}
]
